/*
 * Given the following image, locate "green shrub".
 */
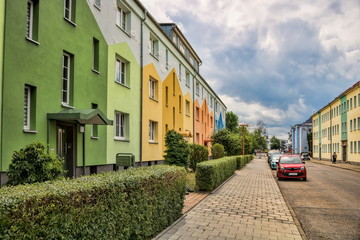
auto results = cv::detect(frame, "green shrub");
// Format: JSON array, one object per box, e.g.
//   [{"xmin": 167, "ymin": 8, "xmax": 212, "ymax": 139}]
[
  {"xmin": 235, "ymin": 155, "xmax": 253, "ymax": 169},
  {"xmin": 196, "ymin": 157, "xmax": 237, "ymax": 191},
  {"xmin": 164, "ymin": 130, "xmax": 189, "ymax": 169},
  {"xmin": 6, "ymin": 142, "xmax": 65, "ymax": 186},
  {"xmin": 0, "ymin": 165, "xmax": 186, "ymax": 240},
  {"xmin": 188, "ymin": 144, "xmax": 208, "ymax": 171},
  {"xmin": 211, "ymin": 143, "xmax": 225, "ymax": 159}
]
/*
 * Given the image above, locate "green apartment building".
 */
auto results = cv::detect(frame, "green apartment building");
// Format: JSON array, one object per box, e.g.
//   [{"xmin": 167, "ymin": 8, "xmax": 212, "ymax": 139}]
[{"xmin": 0, "ymin": 0, "xmax": 227, "ymax": 184}]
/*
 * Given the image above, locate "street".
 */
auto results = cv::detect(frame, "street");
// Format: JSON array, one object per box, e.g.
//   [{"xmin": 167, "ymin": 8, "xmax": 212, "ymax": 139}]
[{"xmin": 274, "ymin": 161, "xmax": 360, "ymax": 240}]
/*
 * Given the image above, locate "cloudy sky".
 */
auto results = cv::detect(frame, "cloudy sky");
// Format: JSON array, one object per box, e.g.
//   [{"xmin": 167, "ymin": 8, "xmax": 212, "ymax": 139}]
[{"xmin": 141, "ymin": 0, "xmax": 360, "ymax": 140}]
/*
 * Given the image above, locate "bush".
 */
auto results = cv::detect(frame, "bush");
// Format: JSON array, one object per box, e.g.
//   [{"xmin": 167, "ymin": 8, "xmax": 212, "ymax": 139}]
[
  {"xmin": 196, "ymin": 157, "xmax": 237, "ymax": 191},
  {"xmin": 6, "ymin": 142, "xmax": 65, "ymax": 186},
  {"xmin": 188, "ymin": 144, "xmax": 208, "ymax": 171},
  {"xmin": 164, "ymin": 130, "xmax": 189, "ymax": 169},
  {"xmin": 0, "ymin": 165, "xmax": 186, "ymax": 240},
  {"xmin": 211, "ymin": 143, "xmax": 225, "ymax": 159}
]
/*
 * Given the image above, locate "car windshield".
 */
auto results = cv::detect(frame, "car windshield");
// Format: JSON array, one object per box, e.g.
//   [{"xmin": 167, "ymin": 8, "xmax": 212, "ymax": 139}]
[
  {"xmin": 280, "ymin": 156, "xmax": 301, "ymax": 164},
  {"xmin": 271, "ymin": 156, "xmax": 280, "ymax": 161}
]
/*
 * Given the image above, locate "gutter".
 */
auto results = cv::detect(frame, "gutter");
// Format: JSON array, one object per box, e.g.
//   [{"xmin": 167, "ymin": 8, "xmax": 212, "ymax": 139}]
[{"xmin": 139, "ymin": 9, "xmax": 147, "ymax": 166}]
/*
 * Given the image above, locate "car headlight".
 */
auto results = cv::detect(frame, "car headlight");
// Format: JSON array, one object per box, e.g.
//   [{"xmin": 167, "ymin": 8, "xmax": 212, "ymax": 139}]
[
  {"xmin": 300, "ymin": 167, "xmax": 305, "ymax": 170},
  {"xmin": 280, "ymin": 167, "xmax": 284, "ymax": 170}
]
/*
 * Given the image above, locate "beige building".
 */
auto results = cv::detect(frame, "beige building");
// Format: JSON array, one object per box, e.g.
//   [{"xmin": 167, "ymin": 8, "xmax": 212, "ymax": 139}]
[{"xmin": 312, "ymin": 81, "xmax": 360, "ymax": 164}]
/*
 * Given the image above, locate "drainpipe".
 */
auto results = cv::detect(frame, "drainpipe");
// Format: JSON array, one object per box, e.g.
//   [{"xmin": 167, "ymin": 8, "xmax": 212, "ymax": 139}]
[
  {"xmin": 139, "ymin": 10, "xmax": 147, "ymax": 167},
  {"xmin": 0, "ymin": 0, "xmax": 7, "ymax": 186}
]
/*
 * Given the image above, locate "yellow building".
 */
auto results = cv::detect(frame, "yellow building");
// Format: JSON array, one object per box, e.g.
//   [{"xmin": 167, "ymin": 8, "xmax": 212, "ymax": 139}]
[{"xmin": 312, "ymin": 81, "xmax": 360, "ymax": 164}]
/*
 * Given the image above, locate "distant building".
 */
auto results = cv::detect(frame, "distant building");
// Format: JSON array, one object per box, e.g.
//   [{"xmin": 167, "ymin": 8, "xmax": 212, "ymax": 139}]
[
  {"xmin": 291, "ymin": 118, "xmax": 312, "ymax": 154},
  {"xmin": 311, "ymin": 81, "xmax": 360, "ymax": 164}
]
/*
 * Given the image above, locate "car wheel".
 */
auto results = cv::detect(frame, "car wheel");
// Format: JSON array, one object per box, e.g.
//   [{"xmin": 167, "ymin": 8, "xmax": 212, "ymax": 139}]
[
  {"xmin": 278, "ymin": 176, "xmax": 282, "ymax": 181},
  {"xmin": 303, "ymin": 177, "xmax": 307, "ymax": 181}
]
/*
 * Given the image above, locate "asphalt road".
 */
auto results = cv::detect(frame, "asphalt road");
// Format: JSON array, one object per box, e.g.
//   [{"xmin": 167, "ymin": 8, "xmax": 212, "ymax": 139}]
[{"xmin": 273, "ymin": 161, "xmax": 360, "ymax": 240}]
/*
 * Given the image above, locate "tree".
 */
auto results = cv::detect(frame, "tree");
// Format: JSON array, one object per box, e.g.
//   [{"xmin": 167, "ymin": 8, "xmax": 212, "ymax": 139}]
[
  {"xmin": 7, "ymin": 142, "xmax": 65, "ymax": 186},
  {"xmin": 188, "ymin": 144, "xmax": 208, "ymax": 171},
  {"xmin": 226, "ymin": 111, "xmax": 239, "ymax": 132},
  {"xmin": 270, "ymin": 136, "xmax": 281, "ymax": 150},
  {"xmin": 212, "ymin": 129, "xmax": 242, "ymax": 156},
  {"xmin": 307, "ymin": 129, "xmax": 312, "ymax": 154},
  {"xmin": 163, "ymin": 130, "xmax": 190, "ymax": 169}
]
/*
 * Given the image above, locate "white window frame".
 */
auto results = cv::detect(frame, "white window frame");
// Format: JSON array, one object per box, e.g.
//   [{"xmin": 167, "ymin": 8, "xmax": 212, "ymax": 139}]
[
  {"xmin": 196, "ymin": 82, "xmax": 200, "ymax": 95},
  {"xmin": 62, "ymin": 53, "xmax": 71, "ymax": 105},
  {"xmin": 115, "ymin": 58, "xmax": 126, "ymax": 85},
  {"xmin": 26, "ymin": 0, "xmax": 34, "ymax": 39},
  {"xmin": 115, "ymin": 112, "xmax": 126, "ymax": 140},
  {"xmin": 64, "ymin": 0, "xmax": 72, "ymax": 21},
  {"xmin": 116, "ymin": 7, "xmax": 128, "ymax": 32},
  {"xmin": 150, "ymin": 34, "xmax": 159, "ymax": 58},
  {"xmin": 185, "ymin": 100, "xmax": 190, "ymax": 116},
  {"xmin": 149, "ymin": 121, "xmax": 157, "ymax": 142},
  {"xmin": 149, "ymin": 78, "xmax": 157, "ymax": 100},
  {"xmin": 24, "ymin": 86, "xmax": 31, "ymax": 130},
  {"xmin": 186, "ymin": 71, "xmax": 190, "ymax": 87}
]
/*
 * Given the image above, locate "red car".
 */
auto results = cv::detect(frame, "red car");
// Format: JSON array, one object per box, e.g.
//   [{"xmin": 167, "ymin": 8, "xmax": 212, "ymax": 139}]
[{"xmin": 277, "ymin": 155, "xmax": 307, "ymax": 181}]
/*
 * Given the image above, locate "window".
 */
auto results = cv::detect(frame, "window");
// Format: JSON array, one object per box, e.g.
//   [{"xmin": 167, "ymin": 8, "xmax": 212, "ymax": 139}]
[
  {"xmin": 196, "ymin": 107, "xmax": 200, "ymax": 121},
  {"xmin": 358, "ymin": 117, "xmax": 360, "ymax": 130},
  {"xmin": 355, "ymin": 96, "xmax": 357, "ymax": 107},
  {"xmin": 166, "ymin": 49, "xmax": 169, "ymax": 69},
  {"xmin": 350, "ymin": 120, "xmax": 353, "ymax": 131},
  {"xmin": 173, "ymin": 107, "xmax": 175, "ymax": 128},
  {"xmin": 149, "ymin": 78, "xmax": 158, "ymax": 100},
  {"xmin": 350, "ymin": 98, "xmax": 353, "ymax": 109},
  {"xmin": 196, "ymin": 82, "xmax": 200, "ymax": 95},
  {"xmin": 24, "ymin": 85, "xmax": 36, "ymax": 131},
  {"xmin": 93, "ymin": 38, "xmax": 100, "ymax": 72},
  {"xmin": 350, "ymin": 141, "xmax": 353, "ymax": 153},
  {"xmin": 115, "ymin": 58, "xmax": 127, "ymax": 85},
  {"xmin": 165, "ymin": 87, "xmax": 168, "ymax": 106},
  {"xmin": 210, "ymin": 96, "xmax": 213, "ymax": 108},
  {"xmin": 115, "ymin": 112, "xmax": 128, "ymax": 140},
  {"xmin": 358, "ymin": 141, "xmax": 360, "ymax": 153},
  {"xmin": 173, "ymin": 73, "xmax": 176, "ymax": 95},
  {"xmin": 64, "ymin": 0, "xmax": 76, "ymax": 23},
  {"xmin": 355, "ymin": 141, "xmax": 357, "ymax": 153},
  {"xmin": 179, "ymin": 64, "xmax": 182, "ymax": 81},
  {"xmin": 26, "ymin": 0, "xmax": 39, "ymax": 41},
  {"xmin": 354, "ymin": 118, "xmax": 357, "ymax": 131},
  {"xmin": 150, "ymin": 33, "xmax": 159, "ymax": 58},
  {"xmin": 62, "ymin": 52, "xmax": 72, "ymax": 105},
  {"xmin": 179, "ymin": 95, "xmax": 182, "ymax": 113},
  {"xmin": 116, "ymin": 7, "xmax": 129, "ymax": 33},
  {"xmin": 149, "ymin": 121, "xmax": 157, "ymax": 142},
  {"xmin": 210, "ymin": 116, "xmax": 213, "ymax": 127},
  {"xmin": 185, "ymin": 100, "xmax": 190, "ymax": 116},
  {"xmin": 91, "ymin": 103, "xmax": 98, "ymax": 138},
  {"xmin": 94, "ymin": 0, "xmax": 101, "ymax": 9},
  {"xmin": 186, "ymin": 71, "xmax": 190, "ymax": 87}
]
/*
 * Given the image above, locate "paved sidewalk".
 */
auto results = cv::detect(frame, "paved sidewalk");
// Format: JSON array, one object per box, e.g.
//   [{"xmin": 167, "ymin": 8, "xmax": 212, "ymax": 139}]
[
  {"xmin": 310, "ymin": 159, "xmax": 360, "ymax": 173},
  {"xmin": 155, "ymin": 157, "xmax": 303, "ymax": 240}
]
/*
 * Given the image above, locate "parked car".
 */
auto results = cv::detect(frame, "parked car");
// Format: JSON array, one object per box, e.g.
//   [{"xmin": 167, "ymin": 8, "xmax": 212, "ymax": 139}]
[
  {"xmin": 277, "ymin": 155, "xmax": 307, "ymax": 181},
  {"xmin": 300, "ymin": 152, "xmax": 310, "ymax": 160},
  {"xmin": 269, "ymin": 154, "xmax": 282, "ymax": 170},
  {"xmin": 267, "ymin": 150, "xmax": 281, "ymax": 164}
]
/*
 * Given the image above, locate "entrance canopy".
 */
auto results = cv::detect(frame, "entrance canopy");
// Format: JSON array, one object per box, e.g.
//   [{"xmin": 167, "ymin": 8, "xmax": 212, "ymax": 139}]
[{"xmin": 47, "ymin": 109, "xmax": 113, "ymax": 125}]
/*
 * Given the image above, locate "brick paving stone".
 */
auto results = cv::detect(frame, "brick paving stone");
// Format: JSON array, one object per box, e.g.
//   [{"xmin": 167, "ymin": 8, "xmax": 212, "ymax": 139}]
[{"xmin": 153, "ymin": 157, "xmax": 303, "ymax": 240}]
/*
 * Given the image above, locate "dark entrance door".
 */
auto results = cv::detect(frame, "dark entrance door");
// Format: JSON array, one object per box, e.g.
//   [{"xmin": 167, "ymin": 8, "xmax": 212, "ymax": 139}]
[
  {"xmin": 342, "ymin": 141, "xmax": 347, "ymax": 162},
  {"xmin": 57, "ymin": 124, "xmax": 75, "ymax": 177}
]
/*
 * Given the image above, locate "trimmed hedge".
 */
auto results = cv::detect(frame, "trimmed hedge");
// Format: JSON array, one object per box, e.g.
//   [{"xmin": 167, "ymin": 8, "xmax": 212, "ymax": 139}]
[
  {"xmin": 0, "ymin": 165, "xmax": 186, "ymax": 240},
  {"xmin": 196, "ymin": 155, "xmax": 254, "ymax": 191},
  {"xmin": 235, "ymin": 155, "xmax": 254, "ymax": 170}
]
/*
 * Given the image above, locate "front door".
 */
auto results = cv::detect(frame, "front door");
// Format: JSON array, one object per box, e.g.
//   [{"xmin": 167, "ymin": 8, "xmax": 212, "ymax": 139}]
[
  {"xmin": 57, "ymin": 124, "xmax": 75, "ymax": 177},
  {"xmin": 342, "ymin": 141, "xmax": 347, "ymax": 162}
]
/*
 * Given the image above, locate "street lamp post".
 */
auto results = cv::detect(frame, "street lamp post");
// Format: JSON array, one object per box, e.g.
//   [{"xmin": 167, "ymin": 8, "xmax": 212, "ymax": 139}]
[{"xmin": 239, "ymin": 124, "xmax": 248, "ymax": 156}]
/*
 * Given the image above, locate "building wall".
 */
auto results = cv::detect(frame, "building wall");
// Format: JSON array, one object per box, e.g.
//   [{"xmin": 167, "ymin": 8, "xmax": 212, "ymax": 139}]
[
  {"xmin": 312, "ymin": 82, "xmax": 360, "ymax": 164},
  {"xmin": 1, "ymin": 0, "xmax": 108, "ymax": 174},
  {"xmin": 0, "ymin": 0, "xmax": 5, "ymax": 179}
]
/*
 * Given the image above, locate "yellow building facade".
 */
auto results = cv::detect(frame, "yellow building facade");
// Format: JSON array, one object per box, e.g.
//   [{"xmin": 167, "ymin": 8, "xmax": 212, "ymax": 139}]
[{"xmin": 312, "ymin": 81, "xmax": 360, "ymax": 164}]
